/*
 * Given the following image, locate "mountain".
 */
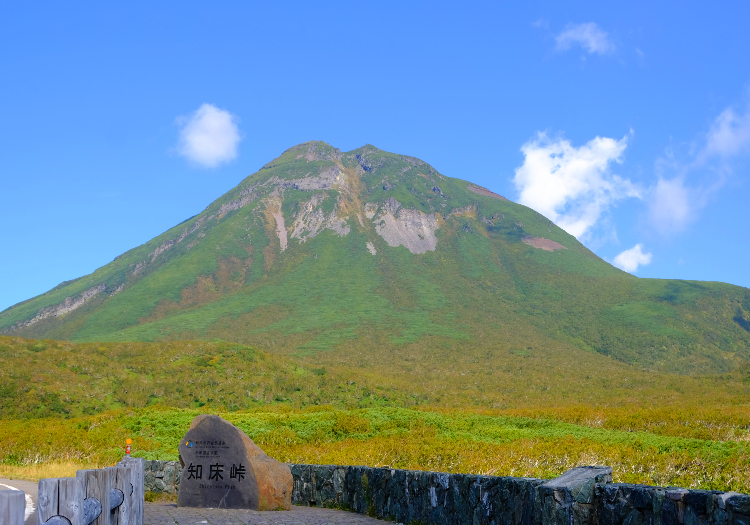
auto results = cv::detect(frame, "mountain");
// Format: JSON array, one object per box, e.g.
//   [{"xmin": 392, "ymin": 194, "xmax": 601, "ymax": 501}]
[{"xmin": 3, "ymin": 141, "xmax": 750, "ymax": 375}]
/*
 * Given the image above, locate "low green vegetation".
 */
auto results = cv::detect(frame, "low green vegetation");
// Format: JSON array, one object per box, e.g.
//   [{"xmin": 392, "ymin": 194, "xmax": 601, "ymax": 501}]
[{"xmin": 2, "ymin": 406, "xmax": 750, "ymax": 492}]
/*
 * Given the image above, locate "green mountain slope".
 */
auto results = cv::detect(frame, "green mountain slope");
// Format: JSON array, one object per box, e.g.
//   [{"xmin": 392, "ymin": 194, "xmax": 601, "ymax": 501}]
[{"xmin": 3, "ymin": 141, "xmax": 750, "ymax": 374}]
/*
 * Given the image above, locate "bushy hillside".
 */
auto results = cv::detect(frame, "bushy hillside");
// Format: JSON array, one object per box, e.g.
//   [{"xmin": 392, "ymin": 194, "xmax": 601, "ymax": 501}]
[
  {"xmin": 2, "ymin": 335, "xmax": 750, "ymax": 420},
  {"xmin": 3, "ymin": 141, "xmax": 750, "ymax": 374}
]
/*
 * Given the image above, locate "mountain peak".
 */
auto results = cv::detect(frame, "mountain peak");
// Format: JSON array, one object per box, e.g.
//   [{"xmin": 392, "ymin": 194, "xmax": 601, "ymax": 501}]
[
  {"xmin": 262, "ymin": 141, "xmax": 342, "ymax": 170},
  {"xmin": 3, "ymin": 141, "xmax": 750, "ymax": 376}
]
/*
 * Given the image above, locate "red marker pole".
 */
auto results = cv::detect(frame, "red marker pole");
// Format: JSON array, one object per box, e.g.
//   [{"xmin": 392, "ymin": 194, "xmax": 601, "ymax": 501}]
[{"xmin": 126, "ymin": 438, "xmax": 132, "ymax": 457}]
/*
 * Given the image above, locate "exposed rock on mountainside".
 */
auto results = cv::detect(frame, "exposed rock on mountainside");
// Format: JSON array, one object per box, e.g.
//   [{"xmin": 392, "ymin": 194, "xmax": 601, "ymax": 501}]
[
  {"xmin": 3, "ymin": 283, "xmax": 106, "ymax": 332},
  {"xmin": 372, "ymin": 198, "xmax": 438, "ymax": 254},
  {"xmin": 283, "ymin": 165, "xmax": 345, "ymax": 191},
  {"xmin": 264, "ymin": 197, "xmax": 288, "ymax": 252},
  {"xmin": 3, "ymin": 140, "xmax": 750, "ymax": 375},
  {"xmin": 289, "ymin": 193, "xmax": 350, "ymax": 244},
  {"xmin": 523, "ymin": 237, "xmax": 567, "ymax": 252},
  {"xmin": 468, "ymin": 185, "xmax": 508, "ymax": 201}
]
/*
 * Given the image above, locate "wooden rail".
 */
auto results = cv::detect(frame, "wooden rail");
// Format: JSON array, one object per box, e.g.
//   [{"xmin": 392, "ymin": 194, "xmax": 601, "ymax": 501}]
[
  {"xmin": 0, "ymin": 456, "xmax": 146, "ymax": 525},
  {"xmin": 0, "ymin": 490, "xmax": 26, "ymax": 525}
]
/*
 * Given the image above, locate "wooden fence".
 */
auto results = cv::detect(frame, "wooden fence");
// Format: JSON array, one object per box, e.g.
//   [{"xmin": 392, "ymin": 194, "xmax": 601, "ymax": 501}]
[{"xmin": 0, "ymin": 457, "xmax": 144, "ymax": 525}]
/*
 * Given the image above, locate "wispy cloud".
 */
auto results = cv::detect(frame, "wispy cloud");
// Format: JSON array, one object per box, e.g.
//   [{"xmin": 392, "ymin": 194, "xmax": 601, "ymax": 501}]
[
  {"xmin": 703, "ymin": 106, "xmax": 750, "ymax": 159},
  {"xmin": 513, "ymin": 132, "xmax": 639, "ymax": 240},
  {"xmin": 648, "ymin": 100, "xmax": 750, "ymax": 234},
  {"xmin": 555, "ymin": 22, "xmax": 615, "ymax": 55},
  {"xmin": 613, "ymin": 244, "xmax": 652, "ymax": 273},
  {"xmin": 176, "ymin": 103, "xmax": 241, "ymax": 168},
  {"xmin": 648, "ymin": 175, "xmax": 693, "ymax": 234}
]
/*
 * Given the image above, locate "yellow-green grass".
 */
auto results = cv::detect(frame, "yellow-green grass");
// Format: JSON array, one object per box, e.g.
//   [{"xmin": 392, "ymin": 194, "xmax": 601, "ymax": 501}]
[
  {"xmin": 0, "ymin": 461, "xmax": 91, "ymax": 482},
  {"xmin": 3, "ymin": 336, "xmax": 750, "ymax": 491},
  {"xmin": 2, "ymin": 406, "xmax": 749, "ymax": 492}
]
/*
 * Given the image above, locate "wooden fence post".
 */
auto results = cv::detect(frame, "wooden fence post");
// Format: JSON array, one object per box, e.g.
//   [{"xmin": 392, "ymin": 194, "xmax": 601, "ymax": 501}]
[
  {"xmin": 37, "ymin": 479, "xmax": 58, "ymax": 525},
  {"xmin": 116, "ymin": 460, "xmax": 137, "ymax": 525},
  {"xmin": 38, "ymin": 477, "xmax": 84, "ymax": 525},
  {"xmin": 116, "ymin": 458, "xmax": 144, "ymax": 525},
  {"xmin": 77, "ymin": 470, "xmax": 110, "ymax": 525},
  {"xmin": 0, "ymin": 490, "xmax": 25, "ymax": 525},
  {"xmin": 105, "ymin": 467, "xmax": 130, "ymax": 525},
  {"xmin": 36, "ymin": 461, "xmax": 143, "ymax": 525}
]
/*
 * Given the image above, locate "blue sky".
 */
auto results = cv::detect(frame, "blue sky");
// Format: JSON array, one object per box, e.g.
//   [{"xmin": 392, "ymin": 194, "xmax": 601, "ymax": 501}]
[{"xmin": 2, "ymin": 1, "xmax": 750, "ymax": 311}]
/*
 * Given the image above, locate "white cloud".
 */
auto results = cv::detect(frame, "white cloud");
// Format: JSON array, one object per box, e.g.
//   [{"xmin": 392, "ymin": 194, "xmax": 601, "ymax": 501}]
[
  {"xmin": 556, "ymin": 22, "xmax": 615, "ymax": 55},
  {"xmin": 176, "ymin": 103, "xmax": 241, "ymax": 168},
  {"xmin": 647, "ymin": 101, "xmax": 750, "ymax": 235},
  {"xmin": 613, "ymin": 244, "xmax": 652, "ymax": 273},
  {"xmin": 513, "ymin": 132, "xmax": 639, "ymax": 240},
  {"xmin": 703, "ymin": 106, "xmax": 750, "ymax": 159},
  {"xmin": 648, "ymin": 176, "xmax": 693, "ymax": 234}
]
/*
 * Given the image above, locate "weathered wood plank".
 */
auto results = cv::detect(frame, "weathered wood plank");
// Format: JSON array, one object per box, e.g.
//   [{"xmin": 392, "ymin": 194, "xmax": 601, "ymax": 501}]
[
  {"xmin": 77, "ymin": 469, "xmax": 109, "ymax": 525},
  {"xmin": 0, "ymin": 490, "xmax": 26, "ymax": 525},
  {"xmin": 116, "ymin": 458, "xmax": 144, "ymax": 525},
  {"xmin": 105, "ymin": 467, "xmax": 128, "ymax": 525},
  {"xmin": 37, "ymin": 479, "xmax": 59, "ymax": 525},
  {"xmin": 58, "ymin": 477, "xmax": 84, "ymax": 525},
  {"xmin": 113, "ymin": 466, "xmax": 133, "ymax": 525}
]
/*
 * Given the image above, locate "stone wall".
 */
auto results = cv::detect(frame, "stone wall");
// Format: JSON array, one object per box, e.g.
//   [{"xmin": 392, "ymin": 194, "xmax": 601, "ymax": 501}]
[
  {"xmin": 290, "ymin": 463, "xmax": 543, "ymax": 525},
  {"xmin": 142, "ymin": 460, "xmax": 750, "ymax": 525},
  {"xmin": 143, "ymin": 460, "xmax": 181, "ymax": 494},
  {"xmin": 291, "ymin": 465, "xmax": 750, "ymax": 525}
]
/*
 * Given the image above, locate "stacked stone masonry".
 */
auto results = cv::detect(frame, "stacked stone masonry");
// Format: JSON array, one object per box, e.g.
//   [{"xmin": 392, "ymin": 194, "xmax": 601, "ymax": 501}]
[
  {"xmin": 143, "ymin": 461, "xmax": 750, "ymax": 525},
  {"xmin": 144, "ymin": 460, "xmax": 181, "ymax": 494}
]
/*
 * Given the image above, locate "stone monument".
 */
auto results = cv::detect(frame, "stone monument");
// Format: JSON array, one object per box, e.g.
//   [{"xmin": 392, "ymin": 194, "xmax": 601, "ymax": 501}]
[{"xmin": 177, "ymin": 414, "xmax": 292, "ymax": 510}]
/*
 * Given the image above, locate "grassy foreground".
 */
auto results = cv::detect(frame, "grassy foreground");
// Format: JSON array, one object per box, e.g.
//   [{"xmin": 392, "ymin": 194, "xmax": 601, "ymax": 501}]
[
  {"xmin": 2, "ymin": 405, "xmax": 750, "ymax": 493},
  {"xmin": 2, "ymin": 335, "xmax": 750, "ymax": 492}
]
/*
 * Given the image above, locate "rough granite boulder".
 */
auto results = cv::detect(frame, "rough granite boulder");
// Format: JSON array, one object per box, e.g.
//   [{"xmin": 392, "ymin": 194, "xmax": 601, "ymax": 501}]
[{"xmin": 177, "ymin": 414, "xmax": 292, "ymax": 510}]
